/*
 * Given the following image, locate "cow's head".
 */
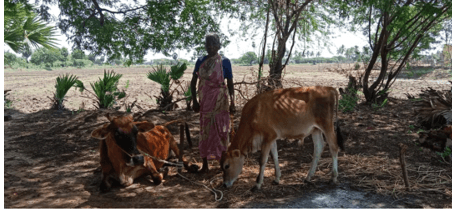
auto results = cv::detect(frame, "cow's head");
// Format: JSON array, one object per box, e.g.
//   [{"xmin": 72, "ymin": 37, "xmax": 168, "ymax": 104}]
[
  {"xmin": 220, "ymin": 149, "xmax": 245, "ymax": 188},
  {"xmin": 91, "ymin": 114, "xmax": 155, "ymax": 167}
]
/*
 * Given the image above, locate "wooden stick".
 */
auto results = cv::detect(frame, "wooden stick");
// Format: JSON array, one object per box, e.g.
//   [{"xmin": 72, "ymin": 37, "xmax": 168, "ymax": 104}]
[
  {"xmin": 178, "ymin": 123, "xmax": 184, "ymax": 173},
  {"xmin": 399, "ymin": 143, "xmax": 411, "ymax": 191}
]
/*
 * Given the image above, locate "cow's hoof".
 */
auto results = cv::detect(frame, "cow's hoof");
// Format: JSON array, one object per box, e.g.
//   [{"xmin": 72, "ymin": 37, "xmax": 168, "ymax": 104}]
[
  {"xmin": 303, "ymin": 180, "xmax": 317, "ymax": 188},
  {"xmin": 188, "ymin": 164, "xmax": 199, "ymax": 173},
  {"xmin": 272, "ymin": 180, "xmax": 280, "ymax": 185},
  {"xmin": 100, "ymin": 183, "xmax": 111, "ymax": 193},
  {"xmin": 251, "ymin": 185, "xmax": 261, "ymax": 192},
  {"xmin": 329, "ymin": 179, "xmax": 339, "ymax": 186},
  {"xmin": 153, "ymin": 178, "xmax": 162, "ymax": 186}
]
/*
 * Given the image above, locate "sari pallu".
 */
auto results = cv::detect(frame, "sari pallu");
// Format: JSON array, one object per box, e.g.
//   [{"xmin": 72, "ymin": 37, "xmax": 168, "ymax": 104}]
[{"xmin": 197, "ymin": 54, "xmax": 230, "ymax": 160}]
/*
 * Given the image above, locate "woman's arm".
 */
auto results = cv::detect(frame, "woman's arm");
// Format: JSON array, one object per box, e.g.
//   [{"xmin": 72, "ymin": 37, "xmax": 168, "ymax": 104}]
[
  {"xmin": 227, "ymin": 77, "xmax": 235, "ymax": 114},
  {"xmin": 190, "ymin": 74, "xmax": 199, "ymax": 112}
]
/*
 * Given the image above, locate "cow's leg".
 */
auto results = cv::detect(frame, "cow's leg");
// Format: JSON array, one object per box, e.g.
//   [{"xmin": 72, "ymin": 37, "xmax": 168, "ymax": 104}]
[
  {"xmin": 100, "ymin": 172, "xmax": 112, "ymax": 192},
  {"xmin": 305, "ymin": 129, "xmax": 325, "ymax": 183},
  {"xmin": 118, "ymin": 172, "xmax": 134, "ymax": 187},
  {"xmin": 253, "ymin": 137, "xmax": 275, "ymax": 191},
  {"xmin": 99, "ymin": 139, "xmax": 114, "ymax": 192},
  {"xmin": 169, "ymin": 135, "xmax": 199, "ymax": 173},
  {"xmin": 144, "ymin": 160, "xmax": 163, "ymax": 185},
  {"xmin": 324, "ymin": 127, "xmax": 339, "ymax": 185},
  {"xmin": 269, "ymin": 142, "xmax": 281, "ymax": 185}
]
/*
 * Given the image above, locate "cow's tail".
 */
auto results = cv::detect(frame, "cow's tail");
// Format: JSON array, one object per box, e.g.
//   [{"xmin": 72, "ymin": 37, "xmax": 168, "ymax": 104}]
[{"xmin": 334, "ymin": 89, "xmax": 345, "ymax": 151}]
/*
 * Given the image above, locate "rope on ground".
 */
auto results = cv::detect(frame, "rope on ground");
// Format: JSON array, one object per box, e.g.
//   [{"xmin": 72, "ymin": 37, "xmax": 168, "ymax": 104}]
[{"xmin": 176, "ymin": 173, "xmax": 224, "ymax": 202}]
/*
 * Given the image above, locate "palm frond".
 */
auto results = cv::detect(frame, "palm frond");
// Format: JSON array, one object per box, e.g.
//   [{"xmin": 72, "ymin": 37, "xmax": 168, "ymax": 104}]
[
  {"xmin": 90, "ymin": 70, "xmax": 123, "ymax": 109},
  {"xmin": 52, "ymin": 74, "xmax": 79, "ymax": 110},
  {"xmin": 169, "ymin": 62, "xmax": 187, "ymax": 80},
  {"xmin": 147, "ymin": 64, "xmax": 170, "ymax": 92},
  {"xmin": 74, "ymin": 80, "xmax": 85, "ymax": 93}
]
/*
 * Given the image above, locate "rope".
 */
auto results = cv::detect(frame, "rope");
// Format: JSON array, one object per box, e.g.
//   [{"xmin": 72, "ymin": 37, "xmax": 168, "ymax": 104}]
[
  {"xmin": 137, "ymin": 149, "xmax": 223, "ymax": 202},
  {"xmin": 137, "ymin": 149, "xmax": 184, "ymax": 167},
  {"xmin": 176, "ymin": 173, "xmax": 224, "ymax": 202}
]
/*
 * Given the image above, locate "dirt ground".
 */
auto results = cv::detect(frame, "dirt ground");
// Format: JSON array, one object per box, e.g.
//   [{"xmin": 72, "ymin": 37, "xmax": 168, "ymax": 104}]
[{"xmin": 3, "ymin": 63, "xmax": 452, "ymax": 208}]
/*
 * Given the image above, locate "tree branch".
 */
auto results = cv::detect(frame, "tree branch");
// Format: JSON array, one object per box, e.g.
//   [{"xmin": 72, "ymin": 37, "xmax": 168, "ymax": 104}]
[
  {"xmin": 284, "ymin": 21, "xmax": 297, "ymax": 67},
  {"xmin": 269, "ymin": 0, "xmax": 284, "ymax": 34}
]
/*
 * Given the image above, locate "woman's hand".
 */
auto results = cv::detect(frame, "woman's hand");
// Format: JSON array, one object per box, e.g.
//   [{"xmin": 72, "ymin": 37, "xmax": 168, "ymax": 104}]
[{"xmin": 193, "ymin": 101, "xmax": 200, "ymax": 113}]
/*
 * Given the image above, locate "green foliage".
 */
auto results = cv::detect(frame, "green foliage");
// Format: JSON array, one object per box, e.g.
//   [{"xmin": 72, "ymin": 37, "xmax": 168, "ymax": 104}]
[
  {"xmin": 436, "ymin": 147, "xmax": 452, "ymax": 162},
  {"xmin": 60, "ymin": 47, "xmax": 69, "ymax": 60},
  {"xmin": 30, "ymin": 47, "xmax": 62, "ymax": 66},
  {"xmin": 77, "ymin": 70, "xmax": 126, "ymax": 109},
  {"xmin": 184, "ymin": 86, "xmax": 192, "ymax": 102},
  {"xmin": 4, "ymin": 51, "xmax": 17, "ymax": 66},
  {"xmin": 71, "ymin": 49, "xmax": 85, "ymax": 60},
  {"xmin": 72, "ymin": 59, "xmax": 93, "ymax": 68},
  {"xmin": 339, "ymin": 88, "xmax": 359, "ymax": 113},
  {"xmin": 354, "ymin": 62, "xmax": 360, "ymax": 70},
  {"xmin": 147, "ymin": 62, "xmax": 188, "ymax": 110},
  {"xmin": 147, "ymin": 64, "xmax": 171, "ymax": 93},
  {"xmin": 38, "ymin": 0, "xmax": 242, "ymax": 65},
  {"xmin": 169, "ymin": 62, "xmax": 187, "ymax": 81},
  {"xmin": 333, "ymin": 0, "xmax": 452, "ymax": 103},
  {"xmin": 4, "ymin": 2, "xmax": 57, "ymax": 53},
  {"xmin": 4, "ymin": 99, "xmax": 13, "ymax": 109},
  {"xmin": 371, "ymin": 98, "xmax": 388, "ymax": 110},
  {"xmin": 239, "ymin": 51, "xmax": 258, "ymax": 66},
  {"xmin": 52, "ymin": 74, "xmax": 81, "ymax": 110}
]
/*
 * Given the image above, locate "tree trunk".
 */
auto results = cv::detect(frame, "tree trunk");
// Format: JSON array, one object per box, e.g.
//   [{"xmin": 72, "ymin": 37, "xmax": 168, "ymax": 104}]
[{"xmin": 269, "ymin": 36, "xmax": 287, "ymax": 89}]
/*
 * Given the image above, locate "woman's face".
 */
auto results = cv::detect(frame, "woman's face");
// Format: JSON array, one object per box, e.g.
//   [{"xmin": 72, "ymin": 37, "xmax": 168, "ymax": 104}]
[{"xmin": 205, "ymin": 42, "xmax": 219, "ymax": 57}]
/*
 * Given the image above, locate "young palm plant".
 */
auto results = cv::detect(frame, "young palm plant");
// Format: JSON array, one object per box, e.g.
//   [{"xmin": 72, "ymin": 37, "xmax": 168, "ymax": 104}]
[
  {"xmin": 147, "ymin": 62, "xmax": 187, "ymax": 111},
  {"xmin": 76, "ymin": 70, "xmax": 126, "ymax": 109},
  {"xmin": 51, "ymin": 74, "xmax": 82, "ymax": 110}
]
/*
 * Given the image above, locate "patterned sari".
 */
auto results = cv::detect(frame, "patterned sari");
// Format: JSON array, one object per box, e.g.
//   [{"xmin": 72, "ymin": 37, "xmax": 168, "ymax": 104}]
[{"xmin": 197, "ymin": 54, "xmax": 230, "ymax": 160}]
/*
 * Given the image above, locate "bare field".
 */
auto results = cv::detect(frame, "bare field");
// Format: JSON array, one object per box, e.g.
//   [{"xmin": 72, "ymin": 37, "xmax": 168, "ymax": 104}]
[{"xmin": 4, "ymin": 64, "xmax": 452, "ymax": 208}]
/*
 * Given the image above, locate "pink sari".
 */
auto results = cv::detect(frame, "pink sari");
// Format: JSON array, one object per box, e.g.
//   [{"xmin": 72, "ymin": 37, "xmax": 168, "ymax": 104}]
[{"xmin": 197, "ymin": 54, "xmax": 230, "ymax": 160}]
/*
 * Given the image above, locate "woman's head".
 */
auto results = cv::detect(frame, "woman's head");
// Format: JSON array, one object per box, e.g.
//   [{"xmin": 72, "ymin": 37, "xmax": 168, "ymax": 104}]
[{"xmin": 205, "ymin": 34, "xmax": 221, "ymax": 57}]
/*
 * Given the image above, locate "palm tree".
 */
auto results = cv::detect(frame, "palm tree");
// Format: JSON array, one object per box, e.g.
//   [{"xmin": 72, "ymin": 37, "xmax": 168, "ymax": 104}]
[{"xmin": 4, "ymin": 2, "xmax": 57, "ymax": 53}]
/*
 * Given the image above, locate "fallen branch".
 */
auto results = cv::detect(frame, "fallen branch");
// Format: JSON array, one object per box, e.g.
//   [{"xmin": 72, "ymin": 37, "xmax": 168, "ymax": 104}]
[{"xmin": 399, "ymin": 143, "xmax": 410, "ymax": 191}]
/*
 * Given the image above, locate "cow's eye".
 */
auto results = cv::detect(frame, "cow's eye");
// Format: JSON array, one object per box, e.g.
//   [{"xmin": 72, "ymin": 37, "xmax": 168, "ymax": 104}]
[{"xmin": 224, "ymin": 164, "xmax": 229, "ymax": 170}]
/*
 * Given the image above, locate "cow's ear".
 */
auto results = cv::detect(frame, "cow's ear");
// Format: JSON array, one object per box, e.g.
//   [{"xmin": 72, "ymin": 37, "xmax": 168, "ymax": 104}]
[
  {"xmin": 232, "ymin": 149, "xmax": 241, "ymax": 158},
  {"xmin": 91, "ymin": 124, "xmax": 110, "ymax": 140},
  {"xmin": 134, "ymin": 121, "xmax": 155, "ymax": 132}
]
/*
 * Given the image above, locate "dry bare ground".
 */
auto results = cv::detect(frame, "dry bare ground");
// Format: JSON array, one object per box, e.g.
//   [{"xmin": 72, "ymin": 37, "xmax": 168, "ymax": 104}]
[{"xmin": 4, "ymin": 63, "xmax": 452, "ymax": 208}]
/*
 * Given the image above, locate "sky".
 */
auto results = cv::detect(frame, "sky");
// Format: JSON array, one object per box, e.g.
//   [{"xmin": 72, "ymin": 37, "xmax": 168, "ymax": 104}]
[{"xmin": 35, "ymin": 2, "xmax": 370, "ymax": 62}]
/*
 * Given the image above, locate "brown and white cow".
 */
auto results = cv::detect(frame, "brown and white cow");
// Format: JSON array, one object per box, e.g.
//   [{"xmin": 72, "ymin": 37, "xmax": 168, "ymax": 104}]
[
  {"xmin": 91, "ymin": 114, "xmax": 198, "ymax": 192},
  {"xmin": 220, "ymin": 86, "xmax": 345, "ymax": 191}
]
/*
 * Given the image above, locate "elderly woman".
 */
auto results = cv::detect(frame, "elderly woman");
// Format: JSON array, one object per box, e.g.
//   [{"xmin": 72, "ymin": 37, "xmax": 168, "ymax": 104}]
[{"xmin": 190, "ymin": 34, "xmax": 235, "ymax": 173}]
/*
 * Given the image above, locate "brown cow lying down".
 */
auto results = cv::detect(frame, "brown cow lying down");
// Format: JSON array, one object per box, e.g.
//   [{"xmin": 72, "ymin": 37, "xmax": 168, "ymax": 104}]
[
  {"xmin": 220, "ymin": 86, "xmax": 345, "ymax": 191},
  {"xmin": 91, "ymin": 114, "xmax": 198, "ymax": 192}
]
